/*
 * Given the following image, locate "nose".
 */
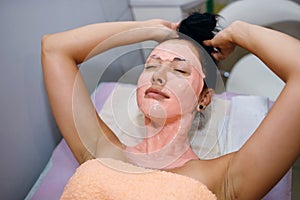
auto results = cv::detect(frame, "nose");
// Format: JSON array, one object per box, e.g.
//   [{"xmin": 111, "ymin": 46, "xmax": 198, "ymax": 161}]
[{"xmin": 151, "ymin": 67, "xmax": 167, "ymax": 86}]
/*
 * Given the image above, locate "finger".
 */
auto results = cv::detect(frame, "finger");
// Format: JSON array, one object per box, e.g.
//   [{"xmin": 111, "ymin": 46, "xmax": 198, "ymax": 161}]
[
  {"xmin": 171, "ymin": 22, "xmax": 180, "ymax": 30},
  {"xmin": 213, "ymin": 47, "xmax": 221, "ymax": 54},
  {"xmin": 175, "ymin": 22, "xmax": 180, "ymax": 30},
  {"xmin": 169, "ymin": 30, "xmax": 179, "ymax": 39},
  {"xmin": 212, "ymin": 52, "xmax": 226, "ymax": 61},
  {"xmin": 203, "ymin": 39, "xmax": 213, "ymax": 46}
]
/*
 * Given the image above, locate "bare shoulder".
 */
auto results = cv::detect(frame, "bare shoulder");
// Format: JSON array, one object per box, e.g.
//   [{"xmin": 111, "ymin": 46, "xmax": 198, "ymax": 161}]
[{"xmin": 169, "ymin": 153, "xmax": 236, "ymax": 198}]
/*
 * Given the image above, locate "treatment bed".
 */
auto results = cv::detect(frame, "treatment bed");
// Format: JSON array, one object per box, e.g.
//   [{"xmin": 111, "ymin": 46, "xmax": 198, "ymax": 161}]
[
  {"xmin": 25, "ymin": 82, "xmax": 292, "ymax": 200},
  {"xmin": 26, "ymin": 0, "xmax": 300, "ymax": 199}
]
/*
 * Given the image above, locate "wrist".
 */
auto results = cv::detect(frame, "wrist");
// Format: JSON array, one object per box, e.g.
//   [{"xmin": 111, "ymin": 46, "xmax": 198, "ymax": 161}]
[{"xmin": 228, "ymin": 20, "xmax": 251, "ymax": 47}]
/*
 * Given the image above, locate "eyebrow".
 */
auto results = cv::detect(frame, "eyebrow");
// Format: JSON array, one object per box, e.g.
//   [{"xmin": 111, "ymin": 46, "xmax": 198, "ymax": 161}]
[{"xmin": 150, "ymin": 54, "xmax": 187, "ymax": 62}]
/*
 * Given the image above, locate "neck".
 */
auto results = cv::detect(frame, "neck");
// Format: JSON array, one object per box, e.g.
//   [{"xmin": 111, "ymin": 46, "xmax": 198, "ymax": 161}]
[
  {"xmin": 144, "ymin": 115, "xmax": 191, "ymax": 152},
  {"xmin": 125, "ymin": 112, "xmax": 199, "ymax": 169}
]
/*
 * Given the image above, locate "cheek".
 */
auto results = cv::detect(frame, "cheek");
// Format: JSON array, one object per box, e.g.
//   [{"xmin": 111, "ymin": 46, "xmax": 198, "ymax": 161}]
[
  {"xmin": 166, "ymin": 69, "xmax": 204, "ymax": 114},
  {"xmin": 137, "ymin": 72, "xmax": 150, "ymax": 100},
  {"xmin": 137, "ymin": 71, "xmax": 150, "ymax": 86},
  {"xmin": 167, "ymin": 79, "xmax": 199, "ymax": 114},
  {"xmin": 137, "ymin": 72, "xmax": 152, "ymax": 115},
  {"xmin": 190, "ymin": 68, "xmax": 204, "ymax": 96}
]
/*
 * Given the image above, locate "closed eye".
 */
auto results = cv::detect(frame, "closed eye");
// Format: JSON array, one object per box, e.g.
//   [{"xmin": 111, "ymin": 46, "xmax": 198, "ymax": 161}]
[
  {"xmin": 145, "ymin": 65, "xmax": 156, "ymax": 69},
  {"xmin": 174, "ymin": 69, "xmax": 187, "ymax": 74}
]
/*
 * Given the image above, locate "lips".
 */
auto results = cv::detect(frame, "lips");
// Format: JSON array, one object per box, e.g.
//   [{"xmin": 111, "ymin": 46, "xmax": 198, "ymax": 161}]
[{"xmin": 145, "ymin": 87, "xmax": 170, "ymax": 100}]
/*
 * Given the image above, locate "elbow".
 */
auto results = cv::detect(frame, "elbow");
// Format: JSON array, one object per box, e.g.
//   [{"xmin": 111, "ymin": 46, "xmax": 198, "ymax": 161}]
[
  {"xmin": 41, "ymin": 34, "xmax": 53, "ymax": 59},
  {"xmin": 41, "ymin": 33, "xmax": 71, "ymax": 63},
  {"xmin": 41, "ymin": 34, "xmax": 57, "ymax": 56},
  {"xmin": 41, "ymin": 33, "xmax": 80, "ymax": 64},
  {"xmin": 41, "ymin": 34, "xmax": 54, "ymax": 71},
  {"xmin": 41, "ymin": 33, "xmax": 69, "ymax": 57}
]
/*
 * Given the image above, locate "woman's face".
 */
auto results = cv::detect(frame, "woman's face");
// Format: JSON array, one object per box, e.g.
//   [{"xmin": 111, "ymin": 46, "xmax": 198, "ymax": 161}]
[{"xmin": 137, "ymin": 40, "xmax": 205, "ymax": 119}]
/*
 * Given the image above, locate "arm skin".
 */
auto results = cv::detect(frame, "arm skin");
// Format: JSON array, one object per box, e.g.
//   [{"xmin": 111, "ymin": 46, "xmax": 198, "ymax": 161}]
[
  {"xmin": 42, "ymin": 18, "xmax": 300, "ymax": 199},
  {"xmin": 41, "ymin": 20, "xmax": 178, "ymax": 164},
  {"xmin": 205, "ymin": 21, "xmax": 300, "ymax": 199}
]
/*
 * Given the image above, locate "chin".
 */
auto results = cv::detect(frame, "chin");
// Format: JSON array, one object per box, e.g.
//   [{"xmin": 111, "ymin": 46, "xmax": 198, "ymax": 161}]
[{"xmin": 138, "ymin": 98, "xmax": 183, "ymax": 120}]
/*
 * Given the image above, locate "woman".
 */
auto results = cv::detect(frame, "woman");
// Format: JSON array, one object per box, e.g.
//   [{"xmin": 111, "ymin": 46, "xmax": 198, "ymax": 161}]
[{"xmin": 42, "ymin": 13, "xmax": 300, "ymax": 199}]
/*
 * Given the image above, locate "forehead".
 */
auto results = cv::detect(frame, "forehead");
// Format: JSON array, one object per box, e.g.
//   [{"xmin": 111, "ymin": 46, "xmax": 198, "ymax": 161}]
[
  {"xmin": 152, "ymin": 40, "xmax": 198, "ymax": 60},
  {"xmin": 147, "ymin": 40, "xmax": 205, "ymax": 77}
]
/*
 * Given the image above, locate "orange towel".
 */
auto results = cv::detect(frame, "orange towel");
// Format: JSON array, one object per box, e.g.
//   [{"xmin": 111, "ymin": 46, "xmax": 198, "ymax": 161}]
[{"xmin": 61, "ymin": 159, "xmax": 216, "ymax": 200}]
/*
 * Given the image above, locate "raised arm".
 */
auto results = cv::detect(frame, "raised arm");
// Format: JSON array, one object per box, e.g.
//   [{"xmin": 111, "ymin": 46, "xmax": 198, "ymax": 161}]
[
  {"xmin": 205, "ymin": 21, "xmax": 300, "ymax": 199},
  {"xmin": 41, "ymin": 20, "xmax": 177, "ymax": 164}
]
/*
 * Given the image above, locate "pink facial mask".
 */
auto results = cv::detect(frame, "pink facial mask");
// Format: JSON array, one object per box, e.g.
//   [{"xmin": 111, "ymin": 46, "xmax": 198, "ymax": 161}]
[
  {"xmin": 127, "ymin": 41, "xmax": 205, "ymax": 169},
  {"xmin": 137, "ymin": 42, "xmax": 205, "ymax": 118}
]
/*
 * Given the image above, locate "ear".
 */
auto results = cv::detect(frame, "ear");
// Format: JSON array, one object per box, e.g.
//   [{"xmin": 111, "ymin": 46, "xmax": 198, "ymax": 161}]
[{"xmin": 197, "ymin": 88, "xmax": 214, "ymax": 112}]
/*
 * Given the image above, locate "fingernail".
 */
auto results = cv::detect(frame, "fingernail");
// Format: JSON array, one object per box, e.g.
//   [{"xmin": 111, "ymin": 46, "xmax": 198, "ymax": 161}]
[{"xmin": 213, "ymin": 47, "xmax": 220, "ymax": 53}]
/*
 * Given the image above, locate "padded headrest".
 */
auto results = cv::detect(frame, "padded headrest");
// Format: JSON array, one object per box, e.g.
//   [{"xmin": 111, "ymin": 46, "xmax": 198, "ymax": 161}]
[{"xmin": 218, "ymin": 0, "xmax": 300, "ymax": 28}]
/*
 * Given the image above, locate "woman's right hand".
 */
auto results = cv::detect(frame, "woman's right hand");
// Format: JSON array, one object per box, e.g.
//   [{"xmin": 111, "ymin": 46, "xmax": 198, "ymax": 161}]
[{"xmin": 203, "ymin": 22, "xmax": 237, "ymax": 61}]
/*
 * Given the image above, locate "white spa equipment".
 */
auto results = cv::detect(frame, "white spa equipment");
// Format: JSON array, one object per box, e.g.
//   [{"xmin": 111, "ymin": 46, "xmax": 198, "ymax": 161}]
[{"xmin": 218, "ymin": 0, "xmax": 300, "ymax": 101}]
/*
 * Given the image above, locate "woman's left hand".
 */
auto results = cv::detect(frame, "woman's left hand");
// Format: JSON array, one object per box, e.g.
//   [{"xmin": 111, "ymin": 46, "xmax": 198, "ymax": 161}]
[{"xmin": 144, "ymin": 19, "xmax": 179, "ymax": 43}]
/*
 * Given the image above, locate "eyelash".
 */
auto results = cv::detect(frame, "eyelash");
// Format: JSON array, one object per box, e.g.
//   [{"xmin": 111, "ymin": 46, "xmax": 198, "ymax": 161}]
[
  {"xmin": 145, "ymin": 65, "xmax": 188, "ymax": 74},
  {"xmin": 145, "ymin": 65, "xmax": 156, "ymax": 69},
  {"xmin": 174, "ymin": 69, "xmax": 187, "ymax": 74}
]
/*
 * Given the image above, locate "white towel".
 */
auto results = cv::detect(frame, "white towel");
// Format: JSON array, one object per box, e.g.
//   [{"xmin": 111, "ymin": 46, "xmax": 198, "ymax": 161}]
[
  {"xmin": 224, "ymin": 95, "xmax": 269, "ymax": 154},
  {"xmin": 190, "ymin": 97, "xmax": 230, "ymax": 159},
  {"xmin": 97, "ymin": 83, "xmax": 269, "ymax": 159},
  {"xmin": 99, "ymin": 83, "xmax": 146, "ymax": 147}
]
